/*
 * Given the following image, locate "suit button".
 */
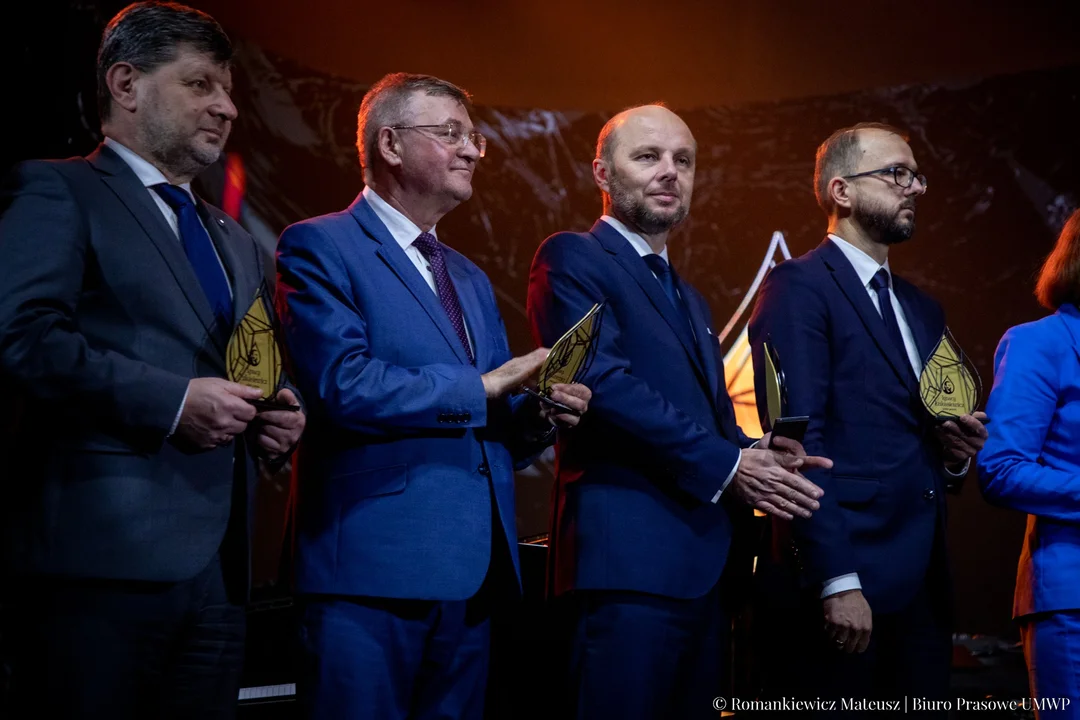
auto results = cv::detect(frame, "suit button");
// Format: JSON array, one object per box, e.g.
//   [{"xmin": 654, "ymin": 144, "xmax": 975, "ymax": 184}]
[
  {"xmin": 477, "ymin": 462, "xmax": 490, "ymax": 476},
  {"xmin": 923, "ymin": 489, "xmax": 936, "ymax": 501}
]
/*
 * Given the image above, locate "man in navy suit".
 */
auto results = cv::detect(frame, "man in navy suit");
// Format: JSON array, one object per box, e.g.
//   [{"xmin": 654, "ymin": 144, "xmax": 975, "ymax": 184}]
[
  {"xmin": 748, "ymin": 123, "xmax": 989, "ymax": 711},
  {"xmin": 527, "ymin": 104, "xmax": 829, "ymax": 720},
  {"xmin": 0, "ymin": 3, "xmax": 305, "ymax": 718},
  {"xmin": 275, "ymin": 72, "xmax": 590, "ymax": 720}
]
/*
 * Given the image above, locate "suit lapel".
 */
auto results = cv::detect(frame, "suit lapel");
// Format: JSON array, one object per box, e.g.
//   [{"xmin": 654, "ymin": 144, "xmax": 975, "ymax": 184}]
[
  {"xmin": 818, "ymin": 239, "xmax": 916, "ymax": 390},
  {"xmin": 674, "ymin": 273, "xmax": 721, "ymax": 409},
  {"xmin": 88, "ymin": 145, "xmax": 218, "ymax": 337},
  {"xmin": 350, "ymin": 194, "xmax": 472, "ymax": 365},
  {"xmin": 892, "ymin": 280, "xmax": 934, "ymax": 373},
  {"xmin": 447, "ymin": 254, "xmax": 490, "ymax": 370},
  {"xmin": 199, "ymin": 201, "xmax": 249, "ymax": 332},
  {"xmin": 591, "ymin": 220, "xmax": 705, "ymax": 380}
]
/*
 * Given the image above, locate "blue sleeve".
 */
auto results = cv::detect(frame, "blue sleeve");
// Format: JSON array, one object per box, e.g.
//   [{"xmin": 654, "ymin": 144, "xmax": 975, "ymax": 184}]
[
  {"xmin": 274, "ymin": 221, "xmax": 486, "ymax": 435},
  {"xmin": 748, "ymin": 261, "xmax": 857, "ymax": 583},
  {"xmin": 977, "ymin": 322, "xmax": 1080, "ymax": 523},
  {"xmin": 527, "ymin": 235, "xmax": 741, "ymax": 505}
]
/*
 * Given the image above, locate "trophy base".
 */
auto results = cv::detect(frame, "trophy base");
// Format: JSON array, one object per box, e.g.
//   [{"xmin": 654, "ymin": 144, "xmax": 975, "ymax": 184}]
[
  {"xmin": 249, "ymin": 398, "xmax": 301, "ymax": 412},
  {"xmin": 520, "ymin": 386, "xmax": 580, "ymax": 416}
]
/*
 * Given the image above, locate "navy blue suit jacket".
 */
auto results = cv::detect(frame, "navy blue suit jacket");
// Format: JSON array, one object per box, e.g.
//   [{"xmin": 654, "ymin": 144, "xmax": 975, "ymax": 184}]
[
  {"xmin": 527, "ymin": 219, "xmax": 755, "ymax": 600},
  {"xmin": 0, "ymin": 145, "xmax": 271, "ymax": 584},
  {"xmin": 276, "ymin": 193, "xmax": 548, "ymax": 602},
  {"xmin": 748, "ymin": 238, "xmax": 952, "ymax": 614}
]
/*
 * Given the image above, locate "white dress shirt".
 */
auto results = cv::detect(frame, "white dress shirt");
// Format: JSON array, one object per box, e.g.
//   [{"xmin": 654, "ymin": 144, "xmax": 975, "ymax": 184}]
[
  {"xmin": 103, "ymin": 137, "xmax": 231, "ymax": 437},
  {"xmin": 821, "ymin": 234, "xmax": 966, "ymax": 599},
  {"xmin": 364, "ymin": 186, "xmax": 472, "ymax": 353},
  {"xmin": 601, "ymin": 215, "xmax": 743, "ymax": 503}
]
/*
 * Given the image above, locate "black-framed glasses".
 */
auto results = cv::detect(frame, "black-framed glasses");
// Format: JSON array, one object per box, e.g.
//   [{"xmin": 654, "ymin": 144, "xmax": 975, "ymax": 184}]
[
  {"xmin": 842, "ymin": 165, "xmax": 927, "ymax": 191},
  {"xmin": 389, "ymin": 123, "xmax": 487, "ymax": 158}
]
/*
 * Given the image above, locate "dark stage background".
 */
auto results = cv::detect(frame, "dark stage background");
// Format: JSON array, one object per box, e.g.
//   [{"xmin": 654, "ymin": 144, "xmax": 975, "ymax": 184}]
[{"xmin": 7, "ymin": 0, "xmax": 1080, "ymax": 643}]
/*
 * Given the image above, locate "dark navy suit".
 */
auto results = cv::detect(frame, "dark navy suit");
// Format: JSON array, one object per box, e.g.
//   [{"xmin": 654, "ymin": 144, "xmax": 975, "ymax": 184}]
[
  {"xmin": 527, "ymin": 218, "xmax": 756, "ymax": 719},
  {"xmin": 276, "ymin": 192, "xmax": 549, "ymax": 719},
  {"xmin": 748, "ymin": 238, "xmax": 955, "ymax": 709}
]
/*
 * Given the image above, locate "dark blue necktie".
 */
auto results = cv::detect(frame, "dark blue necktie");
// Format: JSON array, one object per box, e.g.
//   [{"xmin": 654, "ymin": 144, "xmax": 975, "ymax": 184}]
[
  {"xmin": 643, "ymin": 253, "xmax": 694, "ymax": 340},
  {"xmin": 152, "ymin": 183, "xmax": 233, "ymax": 326},
  {"xmin": 869, "ymin": 268, "xmax": 909, "ymax": 366},
  {"xmin": 412, "ymin": 232, "xmax": 474, "ymax": 364}
]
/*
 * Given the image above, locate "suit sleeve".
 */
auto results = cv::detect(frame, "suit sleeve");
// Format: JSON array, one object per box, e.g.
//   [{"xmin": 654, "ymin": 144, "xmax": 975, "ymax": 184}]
[
  {"xmin": 0, "ymin": 161, "xmax": 189, "ymax": 442},
  {"xmin": 748, "ymin": 261, "xmax": 857, "ymax": 583},
  {"xmin": 978, "ymin": 323, "xmax": 1080, "ymax": 523},
  {"xmin": 527, "ymin": 235, "xmax": 741, "ymax": 505},
  {"xmin": 275, "ymin": 221, "xmax": 486, "ymax": 435}
]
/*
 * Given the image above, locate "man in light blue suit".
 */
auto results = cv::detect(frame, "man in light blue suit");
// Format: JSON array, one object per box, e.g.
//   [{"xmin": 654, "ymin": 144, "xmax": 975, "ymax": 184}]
[
  {"xmin": 528, "ymin": 104, "xmax": 828, "ymax": 720},
  {"xmin": 275, "ymin": 73, "xmax": 590, "ymax": 720}
]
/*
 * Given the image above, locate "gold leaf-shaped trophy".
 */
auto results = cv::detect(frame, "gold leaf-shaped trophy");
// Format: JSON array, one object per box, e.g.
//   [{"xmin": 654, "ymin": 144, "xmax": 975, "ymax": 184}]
[
  {"xmin": 761, "ymin": 337, "xmax": 808, "ymax": 447},
  {"xmin": 522, "ymin": 301, "xmax": 606, "ymax": 415},
  {"xmin": 227, "ymin": 281, "xmax": 299, "ymax": 411},
  {"xmin": 919, "ymin": 328, "xmax": 981, "ymax": 419}
]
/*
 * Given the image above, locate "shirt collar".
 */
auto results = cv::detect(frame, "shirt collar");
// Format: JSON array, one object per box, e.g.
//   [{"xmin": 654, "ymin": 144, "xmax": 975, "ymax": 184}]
[
  {"xmin": 363, "ymin": 186, "xmax": 436, "ymax": 253},
  {"xmin": 103, "ymin": 136, "xmax": 194, "ymax": 199},
  {"xmin": 601, "ymin": 214, "xmax": 670, "ymax": 262},
  {"xmin": 828, "ymin": 233, "xmax": 892, "ymax": 289}
]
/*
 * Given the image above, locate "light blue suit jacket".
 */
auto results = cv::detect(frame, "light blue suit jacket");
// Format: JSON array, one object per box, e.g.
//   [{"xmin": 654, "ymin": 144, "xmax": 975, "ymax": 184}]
[
  {"xmin": 978, "ymin": 303, "xmax": 1080, "ymax": 618},
  {"xmin": 276, "ymin": 193, "xmax": 547, "ymax": 601}
]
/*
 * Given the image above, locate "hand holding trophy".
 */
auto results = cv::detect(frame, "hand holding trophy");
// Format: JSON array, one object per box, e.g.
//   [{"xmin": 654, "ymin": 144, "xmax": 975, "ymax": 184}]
[
  {"xmin": 227, "ymin": 281, "xmax": 300, "ymax": 411},
  {"xmin": 521, "ymin": 301, "xmax": 606, "ymax": 416}
]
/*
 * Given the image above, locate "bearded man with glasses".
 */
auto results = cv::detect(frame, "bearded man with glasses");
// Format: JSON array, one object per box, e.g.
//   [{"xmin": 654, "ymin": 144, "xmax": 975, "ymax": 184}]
[
  {"xmin": 274, "ymin": 72, "xmax": 591, "ymax": 720},
  {"xmin": 747, "ymin": 122, "xmax": 989, "ymax": 715}
]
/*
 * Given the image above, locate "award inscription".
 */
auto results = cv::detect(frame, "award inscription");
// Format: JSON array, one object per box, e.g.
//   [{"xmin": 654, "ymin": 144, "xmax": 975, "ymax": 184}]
[{"xmin": 919, "ymin": 328, "xmax": 980, "ymax": 419}]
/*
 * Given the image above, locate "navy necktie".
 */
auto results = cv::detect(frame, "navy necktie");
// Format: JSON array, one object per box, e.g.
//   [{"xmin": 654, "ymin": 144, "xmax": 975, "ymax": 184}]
[
  {"xmin": 869, "ymin": 268, "xmax": 910, "ymax": 368},
  {"xmin": 152, "ymin": 183, "xmax": 233, "ymax": 326},
  {"xmin": 643, "ymin": 253, "xmax": 694, "ymax": 339},
  {"xmin": 412, "ymin": 232, "xmax": 474, "ymax": 364}
]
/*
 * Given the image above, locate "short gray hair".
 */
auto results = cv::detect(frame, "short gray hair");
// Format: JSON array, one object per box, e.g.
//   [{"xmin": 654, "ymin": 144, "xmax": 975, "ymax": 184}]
[
  {"xmin": 813, "ymin": 122, "xmax": 909, "ymax": 214},
  {"xmin": 356, "ymin": 72, "xmax": 472, "ymax": 171}
]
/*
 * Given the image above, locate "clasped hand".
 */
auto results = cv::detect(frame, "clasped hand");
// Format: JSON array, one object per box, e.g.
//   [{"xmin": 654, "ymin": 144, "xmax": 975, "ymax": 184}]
[{"xmin": 731, "ymin": 435, "xmax": 831, "ymax": 520}]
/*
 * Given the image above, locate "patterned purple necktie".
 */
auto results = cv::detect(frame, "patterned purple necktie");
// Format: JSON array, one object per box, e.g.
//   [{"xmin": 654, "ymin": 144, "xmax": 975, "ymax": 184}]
[{"xmin": 412, "ymin": 232, "xmax": 474, "ymax": 364}]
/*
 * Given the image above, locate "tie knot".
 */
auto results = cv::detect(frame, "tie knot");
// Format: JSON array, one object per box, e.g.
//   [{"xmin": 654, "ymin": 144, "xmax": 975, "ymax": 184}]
[
  {"xmin": 643, "ymin": 253, "xmax": 671, "ymax": 277},
  {"xmin": 412, "ymin": 232, "xmax": 441, "ymax": 259},
  {"xmin": 152, "ymin": 183, "xmax": 194, "ymax": 212},
  {"xmin": 870, "ymin": 268, "xmax": 891, "ymax": 292}
]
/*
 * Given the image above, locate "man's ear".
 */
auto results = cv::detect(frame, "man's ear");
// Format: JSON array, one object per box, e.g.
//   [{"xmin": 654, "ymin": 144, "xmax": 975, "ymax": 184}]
[{"xmin": 104, "ymin": 62, "xmax": 140, "ymax": 115}]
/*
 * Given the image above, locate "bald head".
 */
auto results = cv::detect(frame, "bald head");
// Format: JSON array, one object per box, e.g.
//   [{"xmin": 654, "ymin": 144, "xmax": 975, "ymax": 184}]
[{"xmin": 596, "ymin": 104, "xmax": 694, "ymax": 164}]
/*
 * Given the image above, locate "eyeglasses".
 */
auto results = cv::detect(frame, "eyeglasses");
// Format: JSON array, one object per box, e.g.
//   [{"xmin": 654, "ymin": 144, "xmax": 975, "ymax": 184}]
[
  {"xmin": 842, "ymin": 165, "xmax": 927, "ymax": 192},
  {"xmin": 389, "ymin": 123, "xmax": 487, "ymax": 158}
]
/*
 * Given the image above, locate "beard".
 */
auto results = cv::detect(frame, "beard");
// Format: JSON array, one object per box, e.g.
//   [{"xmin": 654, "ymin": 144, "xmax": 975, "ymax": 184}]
[
  {"xmin": 854, "ymin": 196, "xmax": 916, "ymax": 245},
  {"xmin": 608, "ymin": 170, "xmax": 689, "ymax": 235},
  {"xmin": 138, "ymin": 89, "xmax": 223, "ymax": 179}
]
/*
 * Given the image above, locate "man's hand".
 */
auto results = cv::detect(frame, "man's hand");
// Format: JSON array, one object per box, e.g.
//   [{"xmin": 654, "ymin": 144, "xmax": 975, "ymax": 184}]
[
  {"xmin": 539, "ymin": 383, "xmax": 591, "ymax": 428},
  {"xmin": 731, "ymin": 444, "xmax": 829, "ymax": 520},
  {"xmin": 824, "ymin": 589, "xmax": 873, "ymax": 654},
  {"xmin": 250, "ymin": 388, "xmax": 306, "ymax": 460},
  {"xmin": 482, "ymin": 348, "xmax": 549, "ymax": 399},
  {"xmin": 174, "ymin": 378, "xmax": 262, "ymax": 450},
  {"xmin": 935, "ymin": 411, "xmax": 989, "ymax": 469}
]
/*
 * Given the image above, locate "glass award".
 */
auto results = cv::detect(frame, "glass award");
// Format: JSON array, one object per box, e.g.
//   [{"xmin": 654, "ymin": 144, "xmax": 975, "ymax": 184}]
[
  {"xmin": 761, "ymin": 337, "xmax": 808, "ymax": 447},
  {"xmin": 226, "ymin": 281, "xmax": 300, "ymax": 411},
  {"xmin": 522, "ymin": 301, "xmax": 606, "ymax": 416},
  {"xmin": 919, "ymin": 327, "xmax": 981, "ymax": 419}
]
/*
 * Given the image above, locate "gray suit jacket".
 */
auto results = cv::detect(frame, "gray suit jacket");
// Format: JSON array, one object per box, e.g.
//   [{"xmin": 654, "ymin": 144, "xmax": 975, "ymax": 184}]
[{"xmin": 0, "ymin": 144, "xmax": 272, "ymax": 584}]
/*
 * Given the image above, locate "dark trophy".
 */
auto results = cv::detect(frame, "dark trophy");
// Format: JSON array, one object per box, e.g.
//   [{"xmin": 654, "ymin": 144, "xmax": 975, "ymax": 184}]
[
  {"xmin": 761, "ymin": 337, "xmax": 808, "ymax": 447},
  {"xmin": 226, "ymin": 281, "xmax": 299, "ymax": 411},
  {"xmin": 522, "ymin": 301, "xmax": 606, "ymax": 416},
  {"xmin": 919, "ymin": 327, "xmax": 981, "ymax": 419}
]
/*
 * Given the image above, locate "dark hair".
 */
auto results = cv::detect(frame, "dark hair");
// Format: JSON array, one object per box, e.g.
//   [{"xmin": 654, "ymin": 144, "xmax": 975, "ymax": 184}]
[
  {"xmin": 813, "ymin": 122, "xmax": 909, "ymax": 213},
  {"xmin": 97, "ymin": 1, "xmax": 232, "ymax": 122},
  {"xmin": 595, "ymin": 101, "xmax": 669, "ymax": 163},
  {"xmin": 1035, "ymin": 208, "xmax": 1080, "ymax": 310},
  {"xmin": 356, "ymin": 73, "xmax": 472, "ymax": 171}
]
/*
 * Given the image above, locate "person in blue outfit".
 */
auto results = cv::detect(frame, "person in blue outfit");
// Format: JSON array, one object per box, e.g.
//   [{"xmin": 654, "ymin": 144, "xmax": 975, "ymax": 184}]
[
  {"xmin": 274, "ymin": 72, "xmax": 591, "ymax": 720},
  {"xmin": 979, "ymin": 207, "xmax": 1080, "ymax": 717},
  {"xmin": 748, "ymin": 122, "xmax": 988, "ymax": 715},
  {"xmin": 527, "ymin": 103, "xmax": 829, "ymax": 720}
]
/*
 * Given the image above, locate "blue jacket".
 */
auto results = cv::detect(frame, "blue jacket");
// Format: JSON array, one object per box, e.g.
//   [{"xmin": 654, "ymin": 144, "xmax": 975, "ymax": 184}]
[
  {"xmin": 276, "ymin": 193, "xmax": 547, "ymax": 601},
  {"xmin": 978, "ymin": 304, "xmax": 1080, "ymax": 618}
]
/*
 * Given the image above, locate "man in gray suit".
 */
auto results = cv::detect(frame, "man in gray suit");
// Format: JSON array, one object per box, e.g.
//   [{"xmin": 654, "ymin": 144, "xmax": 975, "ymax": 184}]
[{"xmin": 0, "ymin": 3, "xmax": 304, "ymax": 718}]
